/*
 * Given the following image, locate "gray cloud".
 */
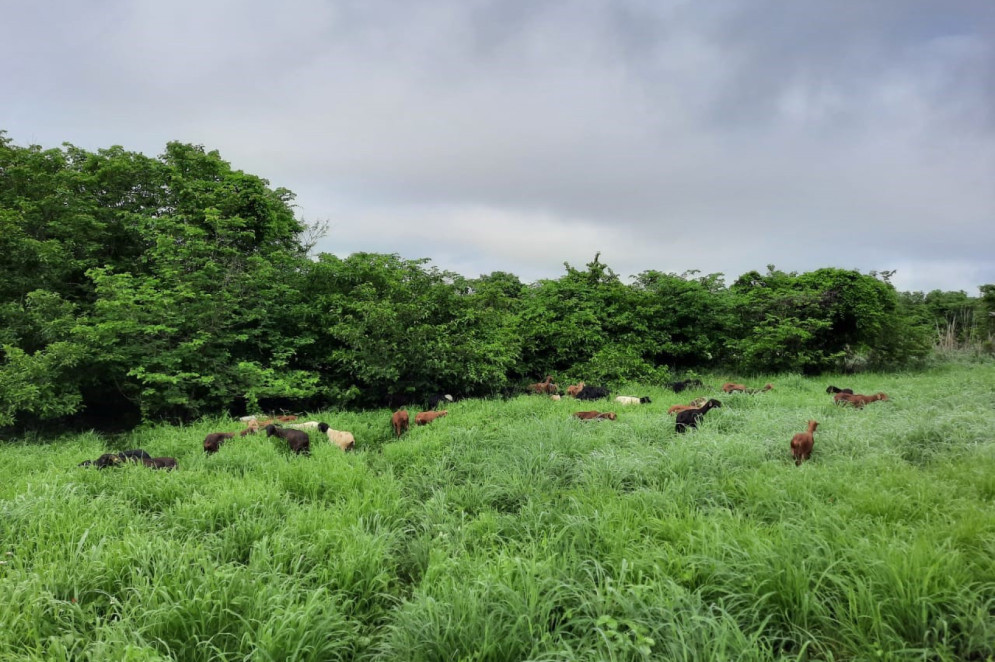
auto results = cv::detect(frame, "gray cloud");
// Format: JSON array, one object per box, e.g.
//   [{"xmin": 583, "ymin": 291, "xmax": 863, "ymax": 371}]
[{"xmin": 2, "ymin": 0, "xmax": 993, "ymax": 293}]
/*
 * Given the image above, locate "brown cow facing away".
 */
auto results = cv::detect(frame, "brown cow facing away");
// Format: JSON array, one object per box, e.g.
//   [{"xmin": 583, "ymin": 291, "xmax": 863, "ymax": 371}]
[
  {"xmin": 415, "ymin": 410, "xmax": 448, "ymax": 426},
  {"xmin": 790, "ymin": 420, "xmax": 818, "ymax": 466},
  {"xmin": 392, "ymin": 410, "xmax": 410, "ymax": 437}
]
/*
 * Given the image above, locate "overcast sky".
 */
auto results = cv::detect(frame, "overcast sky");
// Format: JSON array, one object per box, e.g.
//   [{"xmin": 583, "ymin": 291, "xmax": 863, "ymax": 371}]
[{"xmin": 3, "ymin": 0, "xmax": 993, "ymax": 292}]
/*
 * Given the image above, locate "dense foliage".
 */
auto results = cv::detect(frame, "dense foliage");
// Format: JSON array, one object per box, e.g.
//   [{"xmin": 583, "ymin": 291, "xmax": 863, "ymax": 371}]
[{"xmin": 1, "ymin": 133, "xmax": 988, "ymax": 429}]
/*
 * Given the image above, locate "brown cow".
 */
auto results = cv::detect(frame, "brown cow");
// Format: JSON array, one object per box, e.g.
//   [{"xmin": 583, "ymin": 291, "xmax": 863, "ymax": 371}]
[
  {"xmin": 723, "ymin": 382, "xmax": 772, "ymax": 394},
  {"xmin": 415, "ymin": 410, "xmax": 448, "ymax": 426},
  {"xmin": 668, "ymin": 397, "xmax": 708, "ymax": 416},
  {"xmin": 204, "ymin": 432, "xmax": 235, "ymax": 454},
  {"xmin": 667, "ymin": 404, "xmax": 698, "ymax": 416},
  {"xmin": 565, "ymin": 381, "xmax": 585, "ymax": 397},
  {"xmin": 834, "ymin": 392, "xmax": 888, "ymax": 408},
  {"xmin": 790, "ymin": 420, "xmax": 818, "ymax": 466},
  {"xmin": 391, "ymin": 410, "xmax": 410, "ymax": 437},
  {"xmin": 573, "ymin": 411, "xmax": 617, "ymax": 420},
  {"xmin": 530, "ymin": 376, "xmax": 559, "ymax": 395}
]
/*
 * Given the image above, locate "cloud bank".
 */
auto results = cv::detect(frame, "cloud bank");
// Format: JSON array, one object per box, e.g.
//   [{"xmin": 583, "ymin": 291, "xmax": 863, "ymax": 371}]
[{"xmin": 3, "ymin": 0, "xmax": 993, "ymax": 291}]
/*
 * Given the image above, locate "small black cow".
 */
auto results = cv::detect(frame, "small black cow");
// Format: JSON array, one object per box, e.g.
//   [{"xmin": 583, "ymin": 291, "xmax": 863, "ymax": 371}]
[
  {"xmin": 675, "ymin": 399, "xmax": 722, "ymax": 433},
  {"xmin": 264, "ymin": 424, "xmax": 310, "ymax": 455},
  {"xmin": 575, "ymin": 385, "xmax": 610, "ymax": 401},
  {"xmin": 669, "ymin": 379, "xmax": 704, "ymax": 394}
]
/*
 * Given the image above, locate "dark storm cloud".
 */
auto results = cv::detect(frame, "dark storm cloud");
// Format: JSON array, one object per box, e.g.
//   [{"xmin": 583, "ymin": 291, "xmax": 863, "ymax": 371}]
[{"xmin": 2, "ymin": 0, "xmax": 993, "ymax": 292}]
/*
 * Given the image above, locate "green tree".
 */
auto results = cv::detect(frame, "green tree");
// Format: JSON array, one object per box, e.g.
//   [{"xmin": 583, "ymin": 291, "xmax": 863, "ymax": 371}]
[
  {"xmin": 0, "ymin": 137, "xmax": 317, "ymax": 426},
  {"xmin": 300, "ymin": 253, "xmax": 520, "ymax": 406}
]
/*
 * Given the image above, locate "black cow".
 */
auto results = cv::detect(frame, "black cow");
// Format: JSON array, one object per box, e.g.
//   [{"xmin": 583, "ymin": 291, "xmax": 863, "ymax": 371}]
[
  {"xmin": 675, "ymin": 399, "xmax": 722, "ymax": 433},
  {"xmin": 94, "ymin": 449, "xmax": 152, "ymax": 469},
  {"xmin": 669, "ymin": 379, "xmax": 704, "ymax": 394},
  {"xmin": 264, "ymin": 424, "xmax": 310, "ymax": 455},
  {"xmin": 575, "ymin": 385, "xmax": 610, "ymax": 401}
]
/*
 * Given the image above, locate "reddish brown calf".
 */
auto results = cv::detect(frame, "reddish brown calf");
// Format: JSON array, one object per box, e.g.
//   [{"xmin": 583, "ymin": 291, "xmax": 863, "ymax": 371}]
[
  {"xmin": 573, "ymin": 411, "xmax": 617, "ymax": 420},
  {"xmin": 392, "ymin": 410, "xmax": 410, "ymax": 437},
  {"xmin": 790, "ymin": 420, "xmax": 818, "ymax": 466},
  {"xmin": 834, "ymin": 392, "xmax": 888, "ymax": 408},
  {"xmin": 530, "ymin": 376, "xmax": 559, "ymax": 395}
]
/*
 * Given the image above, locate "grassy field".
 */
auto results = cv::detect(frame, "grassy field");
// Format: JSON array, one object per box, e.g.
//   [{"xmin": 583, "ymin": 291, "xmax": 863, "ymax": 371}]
[{"xmin": 1, "ymin": 364, "xmax": 994, "ymax": 661}]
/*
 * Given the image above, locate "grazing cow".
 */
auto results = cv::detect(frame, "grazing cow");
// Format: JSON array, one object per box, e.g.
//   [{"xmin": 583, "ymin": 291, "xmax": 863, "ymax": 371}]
[
  {"xmin": 94, "ymin": 449, "xmax": 152, "ymax": 469},
  {"xmin": 669, "ymin": 379, "xmax": 704, "ymax": 393},
  {"xmin": 826, "ymin": 385, "xmax": 854, "ymax": 395},
  {"xmin": 415, "ymin": 410, "xmax": 448, "ymax": 426},
  {"xmin": 95, "ymin": 453, "xmax": 124, "ymax": 469},
  {"xmin": 318, "ymin": 422, "xmax": 355, "ymax": 451},
  {"xmin": 675, "ymin": 399, "xmax": 722, "ymax": 433},
  {"xmin": 203, "ymin": 432, "xmax": 235, "ymax": 454},
  {"xmin": 391, "ymin": 410, "xmax": 410, "ymax": 437},
  {"xmin": 264, "ymin": 424, "xmax": 310, "ymax": 455},
  {"xmin": 723, "ymin": 382, "xmax": 772, "ymax": 394},
  {"xmin": 575, "ymin": 385, "xmax": 610, "ymax": 401},
  {"xmin": 615, "ymin": 396, "xmax": 651, "ymax": 405},
  {"xmin": 566, "ymin": 382, "xmax": 585, "ymax": 397},
  {"xmin": 276, "ymin": 415, "xmax": 298, "ymax": 423},
  {"xmin": 143, "ymin": 457, "xmax": 178, "ymax": 470},
  {"xmin": 573, "ymin": 411, "xmax": 617, "ymax": 420},
  {"xmin": 530, "ymin": 376, "xmax": 559, "ymax": 395},
  {"xmin": 834, "ymin": 392, "xmax": 888, "ymax": 408},
  {"xmin": 428, "ymin": 393, "xmax": 454, "ymax": 410},
  {"xmin": 790, "ymin": 420, "xmax": 818, "ymax": 466}
]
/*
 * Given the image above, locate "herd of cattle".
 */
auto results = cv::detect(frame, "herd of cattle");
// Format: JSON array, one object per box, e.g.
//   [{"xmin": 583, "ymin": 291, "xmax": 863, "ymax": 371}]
[
  {"xmin": 526, "ymin": 376, "xmax": 888, "ymax": 466},
  {"xmin": 77, "ymin": 379, "xmax": 889, "ymax": 471}
]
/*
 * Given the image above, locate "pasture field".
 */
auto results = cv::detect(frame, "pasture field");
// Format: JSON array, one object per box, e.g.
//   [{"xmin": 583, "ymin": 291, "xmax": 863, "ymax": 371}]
[{"xmin": 1, "ymin": 365, "xmax": 994, "ymax": 661}]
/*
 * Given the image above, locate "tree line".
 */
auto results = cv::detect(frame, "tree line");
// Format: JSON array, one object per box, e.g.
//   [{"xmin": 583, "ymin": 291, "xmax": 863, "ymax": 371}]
[{"xmin": 1, "ymin": 134, "xmax": 991, "ymax": 430}]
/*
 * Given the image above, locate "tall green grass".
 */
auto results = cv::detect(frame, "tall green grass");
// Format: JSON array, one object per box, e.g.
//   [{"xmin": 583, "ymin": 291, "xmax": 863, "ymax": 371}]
[{"xmin": 1, "ymin": 366, "xmax": 994, "ymax": 660}]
